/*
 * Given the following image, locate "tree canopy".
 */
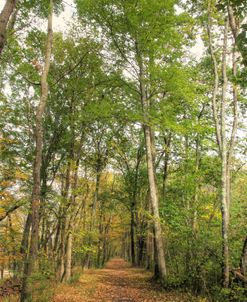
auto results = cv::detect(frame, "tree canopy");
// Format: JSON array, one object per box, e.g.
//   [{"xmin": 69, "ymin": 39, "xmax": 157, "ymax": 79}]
[{"xmin": 0, "ymin": 0, "xmax": 246, "ymax": 301}]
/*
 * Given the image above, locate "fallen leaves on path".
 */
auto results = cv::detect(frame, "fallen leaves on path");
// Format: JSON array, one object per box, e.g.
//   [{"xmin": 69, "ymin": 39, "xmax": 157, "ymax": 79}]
[{"xmin": 53, "ymin": 258, "xmax": 201, "ymax": 302}]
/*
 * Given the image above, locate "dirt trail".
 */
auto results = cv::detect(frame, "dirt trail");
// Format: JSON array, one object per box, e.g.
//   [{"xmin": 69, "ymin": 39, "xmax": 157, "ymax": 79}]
[{"xmin": 53, "ymin": 258, "xmax": 197, "ymax": 302}]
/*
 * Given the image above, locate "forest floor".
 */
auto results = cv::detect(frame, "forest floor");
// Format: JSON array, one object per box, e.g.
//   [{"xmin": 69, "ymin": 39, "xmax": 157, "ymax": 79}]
[{"xmin": 53, "ymin": 258, "xmax": 201, "ymax": 302}]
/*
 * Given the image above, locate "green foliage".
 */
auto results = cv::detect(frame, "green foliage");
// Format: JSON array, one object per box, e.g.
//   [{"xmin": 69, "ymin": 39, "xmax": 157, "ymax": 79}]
[{"xmin": 0, "ymin": 1, "xmax": 246, "ymax": 302}]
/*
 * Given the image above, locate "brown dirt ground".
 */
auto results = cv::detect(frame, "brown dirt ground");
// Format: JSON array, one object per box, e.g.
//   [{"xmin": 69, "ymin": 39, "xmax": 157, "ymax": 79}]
[{"xmin": 53, "ymin": 258, "xmax": 202, "ymax": 302}]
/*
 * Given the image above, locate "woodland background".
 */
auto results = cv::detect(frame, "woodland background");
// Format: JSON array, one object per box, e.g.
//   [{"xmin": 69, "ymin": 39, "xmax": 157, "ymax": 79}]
[{"xmin": 0, "ymin": 0, "xmax": 247, "ymax": 301}]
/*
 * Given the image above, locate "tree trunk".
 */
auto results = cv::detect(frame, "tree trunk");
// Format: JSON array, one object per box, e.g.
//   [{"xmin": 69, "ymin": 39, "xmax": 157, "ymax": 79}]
[
  {"xmin": 64, "ymin": 231, "xmax": 72, "ymax": 282},
  {"xmin": 135, "ymin": 38, "xmax": 166, "ymax": 280},
  {"xmin": 59, "ymin": 220, "xmax": 66, "ymax": 281},
  {"xmin": 84, "ymin": 169, "xmax": 101, "ymax": 268},
  {"xmin": 153, "ymin": 226, "xmax": 160, "ymax": 279},
  {"xmin": 144, "ymin": 125, "xmax": 167, "ymax": 280},
  {"xmin": 130, "ymin": 202, "xmax": 136, "ymax": 266},
  {"xmin": 221, "ymin": 17, "xmax": 230, "ymax": 288},
  {"xmin": 207, "ymin": 7, "xmax": 233, "ymax": 288},
  {"xmin": 102, "ymin": 218, "xmax": 111, "ymax": 266},
  {"xmin": 137, "ymin": 230, "xmax": 145, "ymax": 266},
  {"xmin": 162, "ymin": 132, "xmax": 171, "ymax": 201},
  {"xmin": 146, "ymin": 223, "xmax": 153, "ymax": 271},
  {"xmin": 240, "ymin": 236, "xmax": 247, "ymax": 277},
  {"xmin": 146, "ymin": 197, "xmax": 153, "ymax": 271},
  {"xmin": 97, "ymin": 210, "xmax": 103, "ymax": 267},
  {"xmin": 20, "ymin": 2, "xmax": 53, "ymax": 301},
  {"xmin": 20, "ymin": 213, "xmax": 32, "ymax": 256},
  {"xmin": 0, "ymin": 0, "xmax": 17, "ymax": 54},
  {"xmin": 59, "ymin": 160, "xmax": 72, "ymax": 281}
]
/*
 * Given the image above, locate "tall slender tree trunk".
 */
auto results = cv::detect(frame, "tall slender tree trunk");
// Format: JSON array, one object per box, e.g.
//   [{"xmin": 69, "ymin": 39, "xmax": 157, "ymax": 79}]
[
  {"xmin": 64, "ymin": 231, "xmax": 72, "ymax": 282},
  {"xmin": 97, "ymin": 210, "xmax": 103, "ymax": 267},
  {"xmin": 132, "ymin": 146, "xmax": 143, "ymax": 266},
  {"xmin": 20, "ymin": 213, "xmax": 32, "ymax": 256},
  {"xmin": 102, "ymin": 219, "xmax": 110, "ymax": 266},
  {"xmin": 146, "ymin": 199, "xmax": 153, "ymax": 271},
  {"xmin": 226, "ymin": 9, "xmax": 246, "ymax": 286},
  {"xmin": 137, "ymin": 221, "xmax": 145, "ymax": 266},
  {"xmin": 85, "ymin": 168, "xmax": 101, "ymax": 268},
  {"xmin": 63, "ymin": 157, "xmax": 81, "ymax": 280},
  {"xmin": 135, "ymin": 39, "xmax": 166, "ymax": 280},
  {"xmin": 221, "ymin": 18, "xmax": 230, "ymax": 288},
  {"xmin": 144, "ymin": 125, "xmax": 167, "ymax": 280},
  {"xmin": 91, "ymin": 169, "xmax": 101, "ymax": 227},
  {"xmin": 130, "ymin": 201, "xmax": 136, "ymax": 266},
  {"xmin": 20, "ymin": 2, "xmax": 53, "ymax": 301},
  {"xmin": 59, "ymin": 161, "xmax": 72, "ymax": 281},
  {"xmin": 240, "ymin": 237, "xmax": 247, "ymax": 277},
  {"xmin": 192, "ymin": 134, "xmax": 200, "ymax": 238},
  {"xmin": 207, "ymin": 5, "xmax": 238, "ymax": 288},
  {"xmin": 29, "ymin": 0, "xmax": 53, "ymax": 272},
  {"xmin": 0, "ymin": 0, "xmax": 17, "ymax": 54},
  {"xmin": 162, "ymin": 133, "xmax": 171, "ymax": 201},
  {"xmin": 152, "ymin": 226, "xmax": 160, "ymax": 279},
  {"xmin": 59, "ymin": 221, "xmax": 67, "ymax": 280}
]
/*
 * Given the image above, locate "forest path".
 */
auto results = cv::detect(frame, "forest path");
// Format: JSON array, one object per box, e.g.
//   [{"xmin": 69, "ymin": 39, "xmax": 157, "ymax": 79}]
[{"xmin": 53, "ymin": 258, "xmax": 196, "ymax": 302}]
